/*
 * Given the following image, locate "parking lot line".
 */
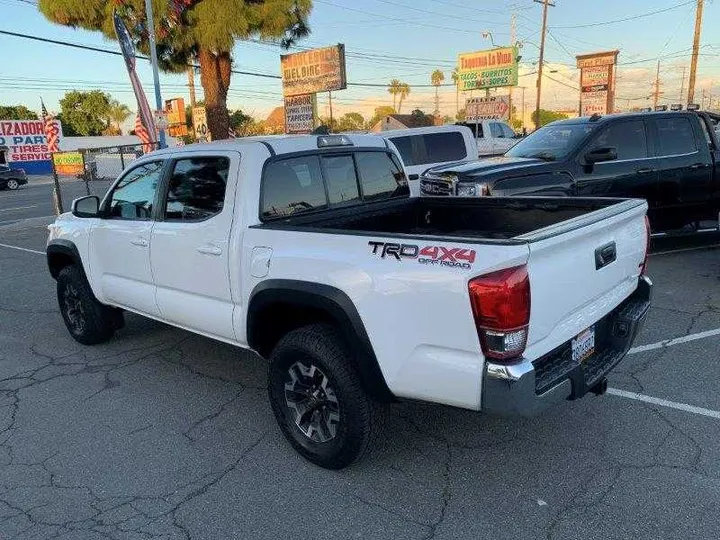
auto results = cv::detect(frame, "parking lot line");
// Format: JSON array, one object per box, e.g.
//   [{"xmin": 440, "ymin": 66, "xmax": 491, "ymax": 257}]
[
  {"xmin": 0, "ymin": 242, "xmax": 44, "ymax": 255},
  {"xmin": 0, "ymin": 205, "xmax": 38, "ymax": 213},
  {"xmin": 608, "ymin": 388, "xmax": 720, "ymax": 420},
  {"xmin": 629, "ymin": 328, "xmax": 720, "ymax": 354}
]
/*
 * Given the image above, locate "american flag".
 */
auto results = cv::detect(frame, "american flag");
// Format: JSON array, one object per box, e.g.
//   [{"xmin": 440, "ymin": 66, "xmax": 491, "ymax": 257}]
[
  {"xmin": 135, "ymin": 113, "xmax": 154, "ymax": 154},
  {"xmin": 41, "ymin": 99, "xmax": 60, "ymax": 153},
  {"xmin": 228, "ymin": 126, "xmax": 236, "ymax": 139}
]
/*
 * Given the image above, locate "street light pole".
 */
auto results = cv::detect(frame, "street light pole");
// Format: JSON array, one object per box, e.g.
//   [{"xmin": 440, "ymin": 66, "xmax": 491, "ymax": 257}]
[
  {"xmin": 534, "ymin": 0, "xmax": 554, "ymax": 130},
  {"xmin": 144, "ymin": 0, "xmax": 166, "ymax": 148}
]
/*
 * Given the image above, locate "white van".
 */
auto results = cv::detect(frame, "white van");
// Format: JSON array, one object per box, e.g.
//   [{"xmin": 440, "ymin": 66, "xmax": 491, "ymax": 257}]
[{"xmin": 379, "ymin": 125, "xmax": 477, "ymax": 196}]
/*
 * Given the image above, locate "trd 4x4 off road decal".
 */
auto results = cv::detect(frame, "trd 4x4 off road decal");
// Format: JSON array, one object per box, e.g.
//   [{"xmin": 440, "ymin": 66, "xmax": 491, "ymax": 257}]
[{"xmin": 368, "ymin": 241, "xmax": 475, "ymax": 269}]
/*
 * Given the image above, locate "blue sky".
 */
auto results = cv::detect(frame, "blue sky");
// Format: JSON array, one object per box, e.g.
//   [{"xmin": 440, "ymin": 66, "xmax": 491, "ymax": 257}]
[{"xmin": 2, "ymin": 0, "xmax": 719, "ymax": 121}]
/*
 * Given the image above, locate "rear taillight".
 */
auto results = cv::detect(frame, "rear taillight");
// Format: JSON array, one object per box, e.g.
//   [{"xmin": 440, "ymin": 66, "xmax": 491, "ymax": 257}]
[
  {"xmin": 468, "ymin": 265, "xmax": 530, "ymax": 361},
  {"xmin": 640, "ymin": 215, "xmax": 650, "ymax": 275}
]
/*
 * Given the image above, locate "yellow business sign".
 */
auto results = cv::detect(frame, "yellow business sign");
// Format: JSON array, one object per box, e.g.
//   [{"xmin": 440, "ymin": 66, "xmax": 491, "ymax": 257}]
[
  {"xmin": 281, "ymin": 44, "xmax": 347, "ymax": 97},
  {"xmin": 457, "ymin": 47, "xmax": 519, "ymax": 91},
  {"xmin": 52, "ymin": 151, "xmax": 84, "ymax": 176}
]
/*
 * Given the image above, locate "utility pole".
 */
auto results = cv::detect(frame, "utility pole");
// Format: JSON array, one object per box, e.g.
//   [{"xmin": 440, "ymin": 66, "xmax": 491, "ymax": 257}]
[
  {"xmin": 144, "ymin": 0, "xmax": 166, "ymax": 148},
  {"xmin": 679, "ymin": 66, "xmax": 686, "ymax": 104},
  {"xmin": 521, "ymin": 86, "xmax": 526, "ymax": 131},
  {"xmin": 187, "ymin": 67, "xmax": 196, "ymax": 108},
  {"xmin": 509, "ymin": 12, "xmax": 516, "ymax": 126},
  {"xmin": 652, "ymin": 61, "xmax": 662, "ymax": 109},
  {"xmin": 534, "ymin": 0, "xmax": 555, "ymax": 129},
  {"xmin": 687, "ymin": 0, "xmax": 704, "ymax": 105}
]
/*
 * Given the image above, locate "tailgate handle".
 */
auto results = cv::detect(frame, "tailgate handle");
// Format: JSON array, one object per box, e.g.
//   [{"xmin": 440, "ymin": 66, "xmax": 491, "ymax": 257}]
[{"xmin": 595, "ymin": 242, "xmax": 617, "ymax": 270}]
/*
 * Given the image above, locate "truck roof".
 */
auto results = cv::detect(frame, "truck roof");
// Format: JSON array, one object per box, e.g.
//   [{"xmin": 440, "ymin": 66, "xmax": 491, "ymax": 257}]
[
  {"xmin": 549, "ymin": 110, "xmax": 702, "ymax": 127},
  {"xmin": 149, "ymin": 133, "xmax": 388, "ymax": 158}
]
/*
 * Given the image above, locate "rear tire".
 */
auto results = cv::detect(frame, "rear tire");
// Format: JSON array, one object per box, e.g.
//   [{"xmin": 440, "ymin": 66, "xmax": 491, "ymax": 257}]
[
  {"xmin": 6, "ymin": 179, "xmax": 19, "ymax": 190},
  {"xmin": 268, "ymin": 324, "xmax": 376, "ymax": 469},
  {"xmin": 57, "ymin": 265, "xmax": 116, "ymax": 345}
]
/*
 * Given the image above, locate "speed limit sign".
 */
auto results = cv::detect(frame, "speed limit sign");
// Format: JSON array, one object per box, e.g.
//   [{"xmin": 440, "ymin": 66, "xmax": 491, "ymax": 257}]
[{"xmin": 192, "ymin": 106, "xmax": 211, "ymax": 142}]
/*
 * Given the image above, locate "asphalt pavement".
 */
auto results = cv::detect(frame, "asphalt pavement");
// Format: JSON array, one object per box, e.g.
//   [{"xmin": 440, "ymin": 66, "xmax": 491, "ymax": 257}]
[{"xmin": 0, "ymin": 184, "xmax": 719, "ymax": 539}]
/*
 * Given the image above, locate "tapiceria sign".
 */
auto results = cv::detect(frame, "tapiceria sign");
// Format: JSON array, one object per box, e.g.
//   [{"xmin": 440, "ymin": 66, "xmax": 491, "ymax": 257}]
[
  {"xmin": 457, "ymin": 47, "xmax": 519, "ymax": 91},
  {"xmin": 0, "ymin": 119, "xmax": 63, "ymax": 174},
  {"xmin": 281, "ymin": 44, "xmax": 347, "ymax": 97}
]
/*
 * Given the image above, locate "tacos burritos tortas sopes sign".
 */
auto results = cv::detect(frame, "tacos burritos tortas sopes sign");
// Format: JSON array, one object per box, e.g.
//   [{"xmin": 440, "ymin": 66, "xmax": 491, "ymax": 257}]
[
  {"xmin": 281, "ymin": 45, "xmax": 347, "ymax": 97},
  {"xmin": 457, "ymin": 47, "xmax": 519, "ymax": 92}
]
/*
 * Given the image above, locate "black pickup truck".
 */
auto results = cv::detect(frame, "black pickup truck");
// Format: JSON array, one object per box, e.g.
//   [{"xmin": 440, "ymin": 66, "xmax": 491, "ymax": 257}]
[{"xmin": 421, "ymin": 111, "xmax": 720, "ymax": 231}]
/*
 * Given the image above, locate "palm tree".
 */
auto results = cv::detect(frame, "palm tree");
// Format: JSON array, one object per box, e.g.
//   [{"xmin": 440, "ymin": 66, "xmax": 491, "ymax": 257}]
[
  {"xmin": 397, "ymin": 83, "xmax": 411, "ymax": 113},
  {"xmin": 431, "ymin": 69, "xmax": 445, "ymax": 115},
  {"xmin": 451, "ymin": 68, "xmax": 460, "ymax": 117},
  {"xmin": 107, "ymin": 100, "xmax": 131, "ymax": 135},
  {"xmin": 388, "ymin": 79, "xmax": 401, "ymax": 112}
]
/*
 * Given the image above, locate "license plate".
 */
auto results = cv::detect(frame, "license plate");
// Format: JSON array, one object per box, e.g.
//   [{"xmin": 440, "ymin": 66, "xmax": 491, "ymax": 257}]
[{"xmin": 572, "ymin": 326, "xmax": 595, "ymax": 363}]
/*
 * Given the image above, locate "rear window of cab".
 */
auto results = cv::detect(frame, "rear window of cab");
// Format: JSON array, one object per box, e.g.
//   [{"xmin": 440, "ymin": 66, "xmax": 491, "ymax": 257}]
[{"xmin": 261, "ymin": 151, "xmax": 409, "ymax": 220}]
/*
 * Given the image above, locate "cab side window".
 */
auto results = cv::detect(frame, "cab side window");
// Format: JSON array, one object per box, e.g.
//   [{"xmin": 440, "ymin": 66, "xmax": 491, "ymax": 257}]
[
  {"xmin": 589, "ymin": 121, "xmax": 648, "ymax": 161},
  {"xmin": 107, "ymin": 161, "xmax": 163, "ymax": 220},
  {"xmin": 164, "ymin": 157, "xmax": 230, "ymax": 221},
  {"xmin": 656, "ymin": 117, "xmax": 697, "ymax": 156}
]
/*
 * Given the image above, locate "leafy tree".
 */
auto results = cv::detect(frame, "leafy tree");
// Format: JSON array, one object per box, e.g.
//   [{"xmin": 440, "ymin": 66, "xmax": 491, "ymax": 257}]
[
  {"xmin": 107, "ymin": 100, "xmax": 132, "ymax": 134},
  {"xmin": 456, "ymin": 108, "xmax": 466, "ymax": 122},
  {"xmin": 59, "ymin": 90, "xmax": 112, "ymax": 136},
  {"xmin": 0, "ymin": 104, "xmax": 38, "ymax": 120},
  {"xmin": 430, "ymin": 69, "xmax": 445, "ymax": 114},
  {"xmin": 336, "ymin": 112, "xmax": 365, "ymax": 131},
  {"xmin": 531, "ymin": 109, "xmax": 569, "ymax": 128},
  {"xmin": 368, "ymin": 105, "xmax": 396, "ymax": 129},
  {"xmin": 39, "ymin": 0, "xmax": 312, "ymax": 141},
  {"xmin": 388, "ymin": 79, "xmax": 401, "ymax": 110},
  {"xmin": 397, "ymin": 83, "xmax": 410, "ymax": 113},
  {"xmin": 511, "ymin": 118, "xmax": 523, "ymax": 130},
  {"xmin": 229, "ymin": 109, "xmax": 255, "ymax": 136}
]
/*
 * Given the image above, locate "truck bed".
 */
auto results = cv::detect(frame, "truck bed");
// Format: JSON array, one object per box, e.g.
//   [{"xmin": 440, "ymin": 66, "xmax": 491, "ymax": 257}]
[{"xmin": 257, "ymin": 196, "xmax": 640, "ymax": 243}]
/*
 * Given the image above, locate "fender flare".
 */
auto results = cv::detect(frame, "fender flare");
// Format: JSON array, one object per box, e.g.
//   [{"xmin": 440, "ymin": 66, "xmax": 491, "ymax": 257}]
[
  {"xmin": 248, "ymin": 279, "xmax": 395, "ymax": 402},
  {"xmin": 46, "ymin": 239, "xmax": 82, "ymax": 279}
]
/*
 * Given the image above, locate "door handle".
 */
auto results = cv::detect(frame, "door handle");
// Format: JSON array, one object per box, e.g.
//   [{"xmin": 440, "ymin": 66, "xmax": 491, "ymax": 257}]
[
  {"xmin": 197, "ymin": 244, "xmax": 222, "ymax": 256},
  {"xmin": 130, "ymin": 237, "xmax": 149, "ymax": 247},
  {"xmin": 690, "ymin": 162, "xmax": 708, "ymax": 169},
  {"xmin": 635, "ymin": 168, "xmax": 655, "ymax": 175}
]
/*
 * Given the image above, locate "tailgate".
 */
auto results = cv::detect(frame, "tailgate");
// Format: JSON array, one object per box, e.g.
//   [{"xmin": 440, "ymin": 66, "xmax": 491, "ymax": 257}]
[{"xmin": 519, "ymin": 200, "xmax": 648, "ymax": 359}]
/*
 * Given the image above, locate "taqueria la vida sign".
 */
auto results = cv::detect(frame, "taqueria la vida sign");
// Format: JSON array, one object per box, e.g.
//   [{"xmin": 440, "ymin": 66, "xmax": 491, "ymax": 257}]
[{"xmin": 457, "ymin": 46, "xmax": 519, "ymax": 91}]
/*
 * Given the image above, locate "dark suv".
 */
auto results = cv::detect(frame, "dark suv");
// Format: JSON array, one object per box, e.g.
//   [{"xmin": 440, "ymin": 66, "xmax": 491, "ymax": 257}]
[{"xmin": 421, "ymin": 111, "xmax": 720, "ymax": 231}]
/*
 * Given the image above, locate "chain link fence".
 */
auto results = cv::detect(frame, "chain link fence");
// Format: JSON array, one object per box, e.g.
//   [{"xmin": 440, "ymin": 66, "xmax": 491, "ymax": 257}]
[{"xmin": 51, "ymin": 142, "xmax": 159, "ymax": 214}]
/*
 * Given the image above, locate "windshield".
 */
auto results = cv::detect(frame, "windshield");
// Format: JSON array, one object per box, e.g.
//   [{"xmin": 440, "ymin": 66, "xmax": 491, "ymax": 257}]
[{"xmin": 506, "ymin": 123, "xmax": 596, "ymax": 160}]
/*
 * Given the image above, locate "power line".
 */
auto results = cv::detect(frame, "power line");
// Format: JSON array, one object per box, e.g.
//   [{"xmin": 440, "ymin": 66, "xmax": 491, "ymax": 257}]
[
  {"xmin": 550, "ymin": 1, "xmax": 694, "ymax": 29},
  {"xmin": 313, "ymin": 0, "xmax": 482, "ymax": 35}
]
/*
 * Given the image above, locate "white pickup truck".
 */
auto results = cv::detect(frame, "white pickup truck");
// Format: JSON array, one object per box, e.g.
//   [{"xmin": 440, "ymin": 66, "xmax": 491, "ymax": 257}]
[
  {"xmin": 46, "ymin": 134, "xmax": 652, "ymax": 469},
  {"xmin": 457, "ymin": 119, "xmax": 520, "ymax": 156}
]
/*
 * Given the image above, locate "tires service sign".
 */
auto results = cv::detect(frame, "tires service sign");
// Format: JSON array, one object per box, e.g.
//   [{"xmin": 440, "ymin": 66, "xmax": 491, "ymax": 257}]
[
  {"xmin": 0, "ymin": 119, "xmax": 64, "ymax": 174},
  {"xmin": 281, "ymin": 45, "xmax": 347, "ymax": 97},
  {"xmin": 457, "ymin": 47, "xmax": 519, "ymax": 91}
]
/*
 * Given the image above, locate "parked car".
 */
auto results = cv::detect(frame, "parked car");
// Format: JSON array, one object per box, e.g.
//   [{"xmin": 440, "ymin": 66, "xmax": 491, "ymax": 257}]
[
  {"xmin": 379, "ymin": 125, "xmax": 477, "ymax": 196},
  {"xmin": 421, "ymin": 111, "xmax": 720, "ymax": 231},
  {"xmin": 456, "ymin": 119, "xmax": 520, "ymax": 156},
  {"xmin": 0, "ymin": 165, "xmax": 28, "ymax": 190},
  {"xmin": 47, "ymin": 133, "xmax": 651, "ymax": 469}
]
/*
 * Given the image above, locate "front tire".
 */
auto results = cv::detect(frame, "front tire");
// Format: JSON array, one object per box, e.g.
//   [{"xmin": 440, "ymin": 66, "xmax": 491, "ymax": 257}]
[
  {"xmin": 6, "ymin": 179, "xmax": 19, "ymax": 190},
  {"xmin": 268, "ymin": 324, "xmax": 376, "ymax": 469},
  {"xmin": 57, "ymin": 265, "xmax": 116, "ymax": 345}
]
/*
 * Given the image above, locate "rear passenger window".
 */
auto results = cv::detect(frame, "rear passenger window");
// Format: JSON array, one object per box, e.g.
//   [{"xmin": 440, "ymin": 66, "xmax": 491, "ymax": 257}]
[
  {"xmin": 262, "ymin": 156, "xmax": 326, "ymax": 218},
  {"xmin": 657, "ymin": 117, "xmax": 697, "ymax": 155},
  {"xmin": 356, "ymin": 152, "xmax": 409, "ymax": 200},
  {"xmin": 164, "ymin": 157, "xmax": 229, "ymax": 221},
  {"xmin": 321, "ymin": 155, "xmax": 360, "ymax": 205},
  {"xmin": 388, "ymin": 132, "xmax": 467, "ymax": 166},
  {"xmin": 490, "ymin": 123, "xmax": 504, "ymax": 138}
]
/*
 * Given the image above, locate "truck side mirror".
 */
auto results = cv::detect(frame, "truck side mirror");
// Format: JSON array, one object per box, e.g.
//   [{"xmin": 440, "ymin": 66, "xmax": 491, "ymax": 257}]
[
  {"xmin": 71, "ymin": 195, "xmax": 100, "ymax": 218},
  {"xmin": 585, "ymin": 147, "xmax": 618, "ymax": 164}
]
